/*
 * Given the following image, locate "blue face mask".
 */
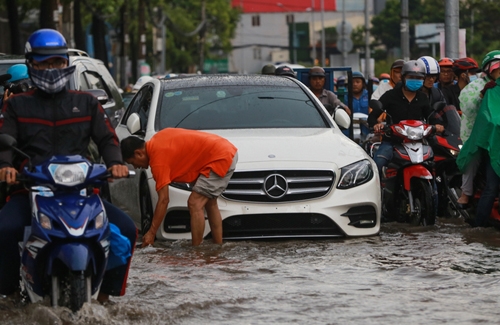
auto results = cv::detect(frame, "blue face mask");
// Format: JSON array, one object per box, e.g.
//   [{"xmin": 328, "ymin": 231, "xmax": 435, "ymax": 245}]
[
  {"xmin": 469, "ymin": 74, "xmax": 478, "ymax": 83},
  {"xmin": 405, "ymin": 79, "xmax": 424, "ymax": 92},
  {"xmin": 373, "ymin": 85, "xmax": 379, "ymax": 91}
]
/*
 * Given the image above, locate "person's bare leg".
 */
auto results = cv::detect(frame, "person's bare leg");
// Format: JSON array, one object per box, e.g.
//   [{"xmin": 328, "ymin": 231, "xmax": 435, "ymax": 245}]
[
  {"xmin": 187, "ymin": 192, "xmax": 209, "ymax": 246},
  {"xmin": 205, "ymin": 198, "xmax": 223, "ymax": 244}
]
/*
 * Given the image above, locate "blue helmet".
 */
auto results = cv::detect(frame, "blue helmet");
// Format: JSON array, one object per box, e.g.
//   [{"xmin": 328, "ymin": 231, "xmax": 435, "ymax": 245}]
[
  {"xmin": 7, "ymin": 64, "xmax": 29, "ymax": 83},
  {"xmin": 25, "ymin": 29, "xmax": 68, "ymax": 62}
]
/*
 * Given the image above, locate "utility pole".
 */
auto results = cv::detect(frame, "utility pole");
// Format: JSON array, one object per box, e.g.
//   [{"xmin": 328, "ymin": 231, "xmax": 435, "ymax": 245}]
[
  {"xmin": 400, "ymin": 0, "xmax": 410, "ymax": 61},
  {"xmin": 277, "ymin": 3, "xmax": 297, "ymax": 64},
  {"xmin": 445, "ymin": 0, "xmax": 459, "ymax": 58},
  {"xmin": 364, "ymin": 0, "xmax": 370, "ymax": 78},
  {"xmin": 310, "ymin": 0, "xmax": 316, "ymax": 64},
  {"xmin": 320, "ymin": 0, "xmax": 325, "ymax": 66}
]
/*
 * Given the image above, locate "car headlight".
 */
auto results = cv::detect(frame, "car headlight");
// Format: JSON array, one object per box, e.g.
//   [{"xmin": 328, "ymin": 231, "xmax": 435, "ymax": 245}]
[
  {"xmin": 39, "ymin": 213, "xmax": 52, "ymax": 230},
  {"xmin": 95, "ymin": 211, "xmax": 106, "ymax": 229},
  {"xmin": 48, "ymin": 163, "xmax": 89, "ymax": 186},
  {"xmin": 337, "ymin": 160, "xmax": 373, "ymax": 189}
]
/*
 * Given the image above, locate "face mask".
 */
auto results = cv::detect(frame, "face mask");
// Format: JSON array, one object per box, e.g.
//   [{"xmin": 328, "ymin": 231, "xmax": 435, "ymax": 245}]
[
  {"xmin": 405, "ymin": 79, "xmax": 424, "ymax": 92},
  {"xmin": 469, "ymin": 74, "xmax": 478, "ymax": 83},
  {"xmin": 28, "ymin": 65, "xmax": 75, "ymax": 94},
  {"xmin": 373, "ymin": 85, "xmax": 379, "ymax": 91}
]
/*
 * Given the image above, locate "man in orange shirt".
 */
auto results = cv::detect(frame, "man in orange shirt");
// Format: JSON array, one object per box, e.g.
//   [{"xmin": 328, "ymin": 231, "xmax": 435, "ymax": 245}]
[{"xmin": 120, "ymin": 128, "xmax": 238, "ymax": 246}]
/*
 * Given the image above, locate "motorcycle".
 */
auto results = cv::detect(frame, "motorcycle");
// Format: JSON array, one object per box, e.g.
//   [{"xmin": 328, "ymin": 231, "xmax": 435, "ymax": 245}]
[
  {"xmin": 0, "ymin": 134, "xmax": 133, "ymax": 312},
  {"xmin": 369, "ymin": 100, "xmax": 437, "ymax": 226},
  {"xmin": 428, "ymin": 103, "xmax": 463, "ymax": 218}
]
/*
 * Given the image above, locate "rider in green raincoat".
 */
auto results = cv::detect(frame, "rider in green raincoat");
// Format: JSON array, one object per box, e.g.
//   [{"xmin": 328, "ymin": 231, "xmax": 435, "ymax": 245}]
[{"xmin": 456, "ymin": 56, "xmax": 500, "ymax": 226}]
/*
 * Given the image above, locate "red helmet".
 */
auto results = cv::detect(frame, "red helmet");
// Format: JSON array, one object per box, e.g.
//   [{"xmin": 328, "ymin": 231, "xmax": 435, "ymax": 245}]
[
  {"xmin": 438, "ymin": 57, "xmax": 454, "ymax": 67},
  {"xmin": 453, "ymin": 57, "xmax": 479, "ymax": 72}
]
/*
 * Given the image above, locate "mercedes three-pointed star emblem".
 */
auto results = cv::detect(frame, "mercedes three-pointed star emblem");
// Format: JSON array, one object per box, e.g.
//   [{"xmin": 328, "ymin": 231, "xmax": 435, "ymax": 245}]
[{"xmin": 263, "ymin": 174, "xmax": 288, "ymax": 199}]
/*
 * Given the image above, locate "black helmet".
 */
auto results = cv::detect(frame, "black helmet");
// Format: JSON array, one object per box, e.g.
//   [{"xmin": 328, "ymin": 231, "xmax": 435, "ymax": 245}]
[
  {"xmin": 309, "ymin": 66, "xmax": 325, "ymax": 77},
  {"xmin": 275, "ymin": 65, "xmax": 295, "ymax": 78},
  {"xmin": 261, "ymin": 64, "xmax": 276, "ymax": 75}
]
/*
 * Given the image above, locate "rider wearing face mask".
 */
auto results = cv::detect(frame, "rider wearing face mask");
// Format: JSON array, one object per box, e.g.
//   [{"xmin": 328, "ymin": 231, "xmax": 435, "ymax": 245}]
[
  {"xmin": 441, "ymin": 57, "xmax": 480, "ymax": 114},
  {"xmin": 368, "ymin": 60, "xmax": 445, "ymax": 174},
  {"xmin": 0, "ymin": 29, "xmax": 136, "ymax": 303}
]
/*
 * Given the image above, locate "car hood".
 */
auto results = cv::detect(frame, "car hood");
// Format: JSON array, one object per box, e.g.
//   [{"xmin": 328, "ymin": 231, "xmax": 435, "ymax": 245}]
[{"xmin": 209, "ymin": 128, "xmax": 369, "ymax": 170}]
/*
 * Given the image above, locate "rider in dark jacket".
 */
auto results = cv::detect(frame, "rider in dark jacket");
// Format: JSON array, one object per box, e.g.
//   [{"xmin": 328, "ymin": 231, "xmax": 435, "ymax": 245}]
[{"xmin": 0, "ymin": 29, "xmax": 136, "ymax": 303}]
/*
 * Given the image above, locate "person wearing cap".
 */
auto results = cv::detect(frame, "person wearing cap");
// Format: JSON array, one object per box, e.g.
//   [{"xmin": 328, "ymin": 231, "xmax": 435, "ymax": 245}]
[
  {"xmin": 132, "ymin": 75, "xmax": 153, "ymax": 93},
  {"xmin": 379, "ymin": 73, "xmax": 390, "ymax": 83},
  {"xmin": 261, "ymin": 64, "xmax": 276, "ymax": 75},
  {"xmin": 371, "ymin": 77, "xmax": 380, "ymax": 92},
  {"xmin": 308, "ymin": 66, "xmax": 351, "ymax": 115},
  {"xmin": 455, "ymin": 50, "xmax": 500, "ymax": 210},
  {"xmin": 345, "ymin": 71, "xmax": 369, "ymax": 141},
  {"xmin": 1, "ymin": 64, "xmax": 33, "ymax": 108},
  {"xmin": 275, "ymin": 65, "xmax": 296, "ymax": 78},
  {"xmin": 456, "ymin": 51, "xmax": 500, "ymax": 227},
  {"xmin": 441, "ymin": 57, "xmax": 480, "ymax": 113},
  {"xmin": 0, "ymin": 29, "xmax": 136, "ymax": 303},
  {"xmin": 436, "ymin": 57, "xmax": 455, "ymax": 90},
  {"xmin": 371, "ymin": 59, "xmax": 404, "ymax": 100}
]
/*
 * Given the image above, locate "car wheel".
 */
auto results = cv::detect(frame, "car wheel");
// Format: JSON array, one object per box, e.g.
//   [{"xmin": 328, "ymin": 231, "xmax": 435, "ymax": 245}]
[{"xmin": 140, "ymin": 177, "xmax": 154, "ymax": 236}]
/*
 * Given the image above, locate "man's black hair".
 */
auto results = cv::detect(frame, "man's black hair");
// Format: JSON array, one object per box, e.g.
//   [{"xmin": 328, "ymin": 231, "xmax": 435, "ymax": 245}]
[{"xmin": 120, "ymin": 136, "xmax": 145, "ymax": 159}]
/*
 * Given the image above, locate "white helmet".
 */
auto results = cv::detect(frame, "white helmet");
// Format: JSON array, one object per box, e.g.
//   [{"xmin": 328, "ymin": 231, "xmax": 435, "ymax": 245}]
[
  {"xmin": 417, "ymin": 56, "xmax": 440, "ymax": 75},
  {"xmin": 132, "ymin": 76, "xmax": 153, "ymax": 91}
]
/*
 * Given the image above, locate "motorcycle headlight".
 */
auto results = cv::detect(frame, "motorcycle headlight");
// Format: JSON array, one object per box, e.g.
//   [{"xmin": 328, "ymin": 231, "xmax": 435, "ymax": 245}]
[
  {"xmin": 405, "ymin": 125, "xmax": 424, "ymax": 140},
  {"xmin": 95, "ymin": 211, "xmax": 106, "ymax": 229},
  {"xmin": 48, "ymin": 163, "xmax": 89, "ymax": 186},
  {"xmin": 337, "ymin": 160, "xmax": 373, "ymax": 189},
  {"xmin": 39, "ymin": 213, "xmax": 52, "ymax": 230}
]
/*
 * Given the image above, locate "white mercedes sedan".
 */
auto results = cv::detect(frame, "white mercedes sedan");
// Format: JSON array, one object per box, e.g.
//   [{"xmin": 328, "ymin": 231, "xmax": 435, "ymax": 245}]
[{"xmin": 111, "ymin": 74, "xmax": 381, "ymax": 240}]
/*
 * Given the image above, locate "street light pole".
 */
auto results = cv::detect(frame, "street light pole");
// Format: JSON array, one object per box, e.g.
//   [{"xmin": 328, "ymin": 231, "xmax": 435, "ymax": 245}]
[{"xmin": 277, "ymin": 3, "xmax": 297, "ymax": 64}]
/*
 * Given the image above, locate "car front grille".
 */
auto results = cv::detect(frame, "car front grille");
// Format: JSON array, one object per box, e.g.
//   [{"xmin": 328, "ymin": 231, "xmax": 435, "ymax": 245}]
[
  {"xmin": 222, "ymin": 213, "xmax": 344, "ymax": 239},
  {"xmin": 222, "ymin": 170, "xmax": 335, "ymax": 203}
]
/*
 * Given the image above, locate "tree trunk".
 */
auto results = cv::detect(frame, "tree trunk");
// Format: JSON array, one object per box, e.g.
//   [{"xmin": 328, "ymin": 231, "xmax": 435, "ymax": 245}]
[
  {"xmin": 91, "ymin": 14, "xmax": 108, "ymax": 67},
  {"xmin": 39, "ymin": 0, "xmax": 57, "ymax": 30},
  {"xmin": 6, "ymin": 0, "xmax": 22, "ymax": 54},
  {"xmin": 73, "ymin": 0, "xmax": 86, "ymax": 51}
]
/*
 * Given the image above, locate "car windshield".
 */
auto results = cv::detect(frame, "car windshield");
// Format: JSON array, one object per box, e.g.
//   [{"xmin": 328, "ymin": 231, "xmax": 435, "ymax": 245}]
[{"xmin": 158, "ymin": 85, "xmax": 329, "ymax": 129}]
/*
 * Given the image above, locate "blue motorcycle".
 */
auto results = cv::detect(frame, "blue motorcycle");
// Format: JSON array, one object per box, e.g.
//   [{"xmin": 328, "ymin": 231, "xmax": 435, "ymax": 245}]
[{"xmin": 0, "ymin": 134, "xmax": 132, "ymax": 311}]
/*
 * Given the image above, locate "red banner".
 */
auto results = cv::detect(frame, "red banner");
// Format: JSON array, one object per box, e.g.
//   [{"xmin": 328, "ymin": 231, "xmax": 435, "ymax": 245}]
[{"xmin": 231, "ymin": 0, "xmax": 337, "ymax": 13}]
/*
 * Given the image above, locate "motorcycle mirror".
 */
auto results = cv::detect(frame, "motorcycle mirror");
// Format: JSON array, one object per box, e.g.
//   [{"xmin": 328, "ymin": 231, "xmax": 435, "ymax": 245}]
[
  {"xmin": 427, "ymin": 101, "xmax": 447, "ymax": 121},
  {"xmin": 0, "ymin": 134, "xmax": 17, "ymax": 150},
  {"xmin": 369, "ymin": 99, "xmax": 383, "ymax": 112},
  {"xmin": 0, "ymin": 134, "xmax": 32, "ymax": 171}
]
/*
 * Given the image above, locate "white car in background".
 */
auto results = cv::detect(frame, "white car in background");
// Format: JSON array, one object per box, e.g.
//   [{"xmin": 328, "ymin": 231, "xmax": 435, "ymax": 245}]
[{"xmin": 111, "ymin": 74, "xmax": 381, "ymax": 241}]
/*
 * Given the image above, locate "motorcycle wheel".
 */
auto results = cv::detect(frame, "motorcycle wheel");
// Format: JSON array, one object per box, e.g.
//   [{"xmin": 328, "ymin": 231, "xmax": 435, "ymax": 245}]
[
  {"xmin": 140, "ymin": 177, "xmax": 154, "ymax": 236},
  {"xmin": 411, "ymin": 179, "xmax": 435, "ymax": 226},
  {"xmin": 52, "ymin": 270, "xmax": 89, "ymax": 312}
]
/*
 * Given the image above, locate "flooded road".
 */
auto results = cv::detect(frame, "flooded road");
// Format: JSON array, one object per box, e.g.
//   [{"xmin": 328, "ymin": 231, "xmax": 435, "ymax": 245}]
[{"xmin": 2, "ymin": 217, "xmax": 500, "ymax": 324}]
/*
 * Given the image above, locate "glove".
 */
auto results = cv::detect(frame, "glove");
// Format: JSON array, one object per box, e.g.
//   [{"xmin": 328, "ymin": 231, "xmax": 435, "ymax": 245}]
[{"xmin": 480, "ymin": 80, "xmax": 497, "ymax": 97}]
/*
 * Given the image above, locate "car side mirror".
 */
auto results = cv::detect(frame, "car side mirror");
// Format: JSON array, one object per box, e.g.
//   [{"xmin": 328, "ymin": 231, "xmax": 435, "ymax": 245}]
[
  {"xmin": 126, "ymin": 112, "xmax": 142, "ymax": 135},
  {"xmin": 86, "ymin": 89, "xmax": 109, "ymax": 105},
  {"xmin": 334, "ymin": 108, "xmax": 351, "ymax": 129}
]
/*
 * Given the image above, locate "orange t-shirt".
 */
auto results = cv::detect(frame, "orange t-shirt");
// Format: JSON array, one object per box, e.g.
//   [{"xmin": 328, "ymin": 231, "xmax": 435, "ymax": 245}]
[{"xmin": 146, "ymin": 128, "xmax": 237, "ymax": 191}]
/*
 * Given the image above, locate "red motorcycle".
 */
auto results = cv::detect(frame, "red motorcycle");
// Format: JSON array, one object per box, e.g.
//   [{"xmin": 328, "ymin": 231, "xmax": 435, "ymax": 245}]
[{"xmin": 369, "ymin": 101, "xmax": 436, "ymax": 225}]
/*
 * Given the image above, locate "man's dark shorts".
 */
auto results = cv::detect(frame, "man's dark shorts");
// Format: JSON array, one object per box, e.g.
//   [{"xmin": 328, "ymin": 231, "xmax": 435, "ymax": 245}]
[{"xmin": 192, "ymin": 152, "xmax": 238, "ymax": 199}]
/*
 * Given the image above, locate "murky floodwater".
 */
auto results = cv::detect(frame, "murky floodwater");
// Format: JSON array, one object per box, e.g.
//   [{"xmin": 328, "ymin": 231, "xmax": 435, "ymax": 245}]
[{"xmin": 2, "ymin": 217, "xmax": 500, "ymax": 325}]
